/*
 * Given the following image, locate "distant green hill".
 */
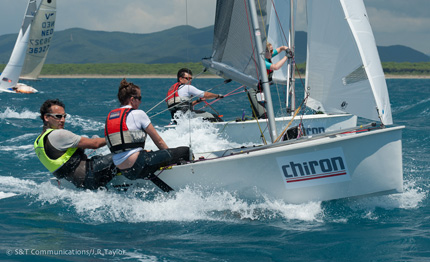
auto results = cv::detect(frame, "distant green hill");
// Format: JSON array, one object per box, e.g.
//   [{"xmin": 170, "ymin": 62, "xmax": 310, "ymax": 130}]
[{"xmin": 0, "ymin": 26, "xmax": 428, "ymax": 65}]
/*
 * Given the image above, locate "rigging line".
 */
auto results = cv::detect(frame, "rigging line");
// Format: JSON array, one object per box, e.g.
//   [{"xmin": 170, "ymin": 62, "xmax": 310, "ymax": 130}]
[
  {"xmin": 274, "ymin": 93, "xmax": 309, "ymax": 143},
  {"xmin": 200, "ymin": 100, "xmax": 221, "ymax": 116},
  {"xmin": 293, "ymin": 58, "xmax": 305, "ymax": 89},
  {"xmin": 204, "ymin": 85, "xmax": 246, "ymax": 106},
  {"xmin": 244, "ymin": 0, "xmax": 260, "ymax": 82},
  {"xmin": 185, "ymin": 0, "xmax": 189, "ymax": 62},
  {"xmin": 246, "ymin": 91, "xmax": 268, "ymax": 145},
  {"xmin": 257, "ymin": 0, "xmax": 267, "ymax": 40},
  {"xmin": 244, "ymin": 0, "xmax": 269, "ymax": 122},
  {"xmin": 270, "ymin": 0, "xmax": 290, "ymax": 46}
]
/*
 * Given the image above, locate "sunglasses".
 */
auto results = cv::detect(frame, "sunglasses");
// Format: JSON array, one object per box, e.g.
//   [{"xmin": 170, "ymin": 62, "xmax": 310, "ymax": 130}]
[
  {"xmin": 133, "ymin": 96, "xmax": 142, "ymax": 101},
  {"xmin": 183, "ymin": 76, "xmax": 192, "ymax": 81},
  {"xmin": 46, "ymin": 113, "xmax": 67, "ymax": 120}
]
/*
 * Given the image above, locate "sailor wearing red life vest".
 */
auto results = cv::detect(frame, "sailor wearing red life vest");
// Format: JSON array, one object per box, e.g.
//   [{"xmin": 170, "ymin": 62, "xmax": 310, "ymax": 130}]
[
  {"xmin": 105, "ymin": 79, "xmax": 190, "ymax": 190},
  {"xmin": 165, "ymin": 68, "xmax": 224, "ymax": 122}
]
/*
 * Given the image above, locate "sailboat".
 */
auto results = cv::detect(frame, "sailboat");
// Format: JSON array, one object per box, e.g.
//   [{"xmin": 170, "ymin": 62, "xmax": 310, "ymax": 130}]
[
  {"xmin": 54, "ymin": 0, "xmax": 403, "ymax": 204},
  {"xmin": 165, "ymin": 0, "xmax": 359, "ymax": 145},
  {"xmin": 0, "ymin": 0, "xmax": 56, "ymax": 94},
  {"xmin": 21, "ymin": 0, "xmax": 56, "ymax": 80}
]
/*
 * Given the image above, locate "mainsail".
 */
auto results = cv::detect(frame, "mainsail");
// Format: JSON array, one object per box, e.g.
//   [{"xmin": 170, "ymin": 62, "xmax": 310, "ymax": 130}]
[
  {"xmin": 305, "ymin": 0, "xmax": 393, "ymax": 124},
  {"xmin": 202, "ymin": 0, "xmax": 273, "ymax": 88},
  {"xmin": 20, "ymin": 0, "xmax": 57, "ymax": 80},
  {"xmin": 0, "ymin": 0, "xmax": 37, "ymax": 90}
]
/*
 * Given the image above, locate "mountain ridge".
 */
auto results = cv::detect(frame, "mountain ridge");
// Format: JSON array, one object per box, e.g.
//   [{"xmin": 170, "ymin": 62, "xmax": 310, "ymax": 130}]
[{"xmin": 0, "ymin": 26, "xmax": 428, "ymax": 64}]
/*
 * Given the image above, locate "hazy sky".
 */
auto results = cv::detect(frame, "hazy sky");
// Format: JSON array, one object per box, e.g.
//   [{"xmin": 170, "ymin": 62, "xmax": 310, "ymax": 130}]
[{"xmin": 3, "ymin": 0, "xmax": 430, "ymax": 55}]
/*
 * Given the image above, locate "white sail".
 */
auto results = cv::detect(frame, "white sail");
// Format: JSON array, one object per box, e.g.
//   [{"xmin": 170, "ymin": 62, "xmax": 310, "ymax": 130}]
[
  {"xmin": 305, "ymin": 0, "xmax": 393, "ymax": 125},
  {"xmin": 21, "ymin": 0, "xmax": 56, "ymax": 80},
  {"xmin": 185, "ymin": 0, "xmax": 357, "ymax": 144},
  {"xmin": 267, "ymin": 0, "xmax": 293, "ymax": 84},
  {"xmin": 0, "ymin": 0, "xmax": 37, "ymax": 91}
]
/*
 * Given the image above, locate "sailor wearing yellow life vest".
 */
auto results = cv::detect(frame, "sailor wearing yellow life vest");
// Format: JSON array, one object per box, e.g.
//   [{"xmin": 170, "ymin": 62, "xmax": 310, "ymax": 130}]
[
  {"xmin": 105, "ymin": 79, "xmax": 190, "ymax": 188},
  {"xmin": 165, "ymin": 68, "xmax": 224, "ymax": 122},
  {"xmin": 34, "ymin": 99, "xmax": 117, "ymax": 189}
]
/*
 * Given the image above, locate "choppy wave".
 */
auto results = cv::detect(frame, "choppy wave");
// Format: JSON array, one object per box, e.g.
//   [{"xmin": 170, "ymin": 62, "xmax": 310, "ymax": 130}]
[
  {"xmin": 0, "ymin": 174, "xmax": 425, "ymax": 225},
  {"xmin": 67, "ymin": 114, "xmax": 105, "ymax": 132},
  {"xmin": 0, "ymin": 107, "xmax": 39, "ymax": 119}
]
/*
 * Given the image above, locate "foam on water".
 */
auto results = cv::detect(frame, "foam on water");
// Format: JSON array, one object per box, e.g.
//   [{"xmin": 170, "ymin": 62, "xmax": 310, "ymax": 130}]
[
  {"xmin": 0, "ymin": 173, "xmax": 425, "ymax": 225},
  {"xmin": 348, "ymin": 180, "xmax": 427, "ymax": 211},
  {"xmin": 0, "ymin": 192, "xmax": 17, "ymax": 200},
  {"xmin": 0, "ymin": 107, "xmax": 39, "ymax": 119},
  {"xmin": 67, "ymin": 114, "xmax": 105, "ymax": 132},
  {"xmin": 154, "ymin": 114, "xmax": 245, "ymax": 152},
  {"xmin": 1, "ymin": 133, "xmax": 38, "ymax": 144}
]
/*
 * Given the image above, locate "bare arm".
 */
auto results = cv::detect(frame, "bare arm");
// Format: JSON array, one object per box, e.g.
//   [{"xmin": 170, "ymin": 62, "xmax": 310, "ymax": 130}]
[
  {"xmin": 145, "ymin": 123, "xmax": 168, "ymax": 150},
  {"xmin": 276, "ymin": 45, "xmax": 289, "ymax": 53},
  {"xmin": 270, "ymin": 55, "xmax": 288, "ymax": 71},
  {"xmin": 77, "ymin": 137, "xmax": 106, "ymax": 149},
  {"xmin": 203, "ymin": 91, "xmax": 222, "ymax": 99}
]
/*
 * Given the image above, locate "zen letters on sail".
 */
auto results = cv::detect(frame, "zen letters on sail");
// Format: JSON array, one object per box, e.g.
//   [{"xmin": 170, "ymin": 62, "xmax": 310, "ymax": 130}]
[{"xmin": 276, "ymin": 147, "xmax": 351, "ymax": 189}]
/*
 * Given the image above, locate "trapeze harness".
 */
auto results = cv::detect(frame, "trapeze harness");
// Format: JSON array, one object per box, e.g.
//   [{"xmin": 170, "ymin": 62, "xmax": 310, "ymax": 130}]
[
  {"xmin": 266, "ymin": 58, "xmax": 274, "ymax": 82},
  {"xmin": 34, "ymin": 129, "xmax": 86, "ymax": 179},
  {"xmin": 105, "ymin": 107, "xmax": 147, "ymax": 154}
]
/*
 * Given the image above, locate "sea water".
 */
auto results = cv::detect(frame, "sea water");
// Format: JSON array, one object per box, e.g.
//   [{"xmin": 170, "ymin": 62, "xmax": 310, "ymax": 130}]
[{"xmin": 0, "ymin": 78, "xmax": 428, "ymax": 261}]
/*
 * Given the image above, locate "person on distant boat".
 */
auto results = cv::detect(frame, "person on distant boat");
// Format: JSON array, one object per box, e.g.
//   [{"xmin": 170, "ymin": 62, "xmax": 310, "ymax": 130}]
[
  {"xmin": 265, "ymin": 42, "xmax": 292, "ymax": 82},
  {"xmin": 247, "ymin": 42, "xmax": 293, "ymax": 119},
  {"xmin": 105, "ymin": 79, "xmax": 190, "ymax": 187},
  {"xmin": 166, "ymin": 68, "xmax": 224, "ymax": 122},
  {"xmin": 34, "ymin": 99, "xmax": 117, "ymax": 189}
]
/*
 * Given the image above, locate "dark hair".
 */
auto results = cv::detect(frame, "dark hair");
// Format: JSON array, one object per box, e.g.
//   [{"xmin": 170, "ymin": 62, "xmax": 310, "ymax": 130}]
[
  {"xmin": 177, "ymin": 68, "xmax": 193, "ymax": 82},
  {"xmin": 39, "ymin": 99, "xmax": 65, "ymax": 121},
  {"xmin": 117, "ymin": 78, "xmax": 141, "ymax": 105}
]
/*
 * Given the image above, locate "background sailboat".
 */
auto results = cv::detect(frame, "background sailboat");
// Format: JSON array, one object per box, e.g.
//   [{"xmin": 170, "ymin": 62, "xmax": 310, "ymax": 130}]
[
  {"xmin": 201, "ymin": 0, "xmax": 357, "ymax": 144},
  {"xmin": 0, "ymin": 0, "xmax": 37, "ymax": 93},
  {"xmin": 0, "ymin": 0, "xmax": 56, "ymax": 93},
  {"xmin": 20, "ymin": 0, "xmax": 56, "ymax": 80}
]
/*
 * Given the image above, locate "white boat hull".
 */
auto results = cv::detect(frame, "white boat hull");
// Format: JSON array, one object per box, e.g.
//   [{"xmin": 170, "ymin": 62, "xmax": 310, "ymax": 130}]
[
  {"xmin": 15, "ymin": 83, "xmax": 38, "ymax": 93},
  {"xmin": 166, "ymin": 114, "xmax": 357, "ymax": 144},
  {"xmin": 58, "ymin": 125, "xmax": 401, "ymax": 204},
  {"xmin": 216, "ymin": 113, "xmax": 357, "ymax": 144},
  {"xmin": 0, "ymin": 83, "xmax": 38, "ymax": 94}
]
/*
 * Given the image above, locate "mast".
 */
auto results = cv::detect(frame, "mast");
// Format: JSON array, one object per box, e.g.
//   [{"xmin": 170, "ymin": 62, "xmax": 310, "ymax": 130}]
[
  {"xmin": 288, "ymin": 0, "xmax": 296, "ymax": 115},
  {"xmin": 248, "ymin": 0, "xmax": 277, "ymax": 142},
  {"xmin": 285, "ymin": 0, "xmax": 296, "ymax": 115}
]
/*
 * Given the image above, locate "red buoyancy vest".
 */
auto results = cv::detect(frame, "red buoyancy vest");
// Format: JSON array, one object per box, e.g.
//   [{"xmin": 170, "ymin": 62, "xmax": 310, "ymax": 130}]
[
  {"xmin": 166, "ymin": 82, "xmax": 183, "ymax": 106},
  {"xmin": 105, "ymin": 107, "xmax": 146, "ymax": 153}
]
